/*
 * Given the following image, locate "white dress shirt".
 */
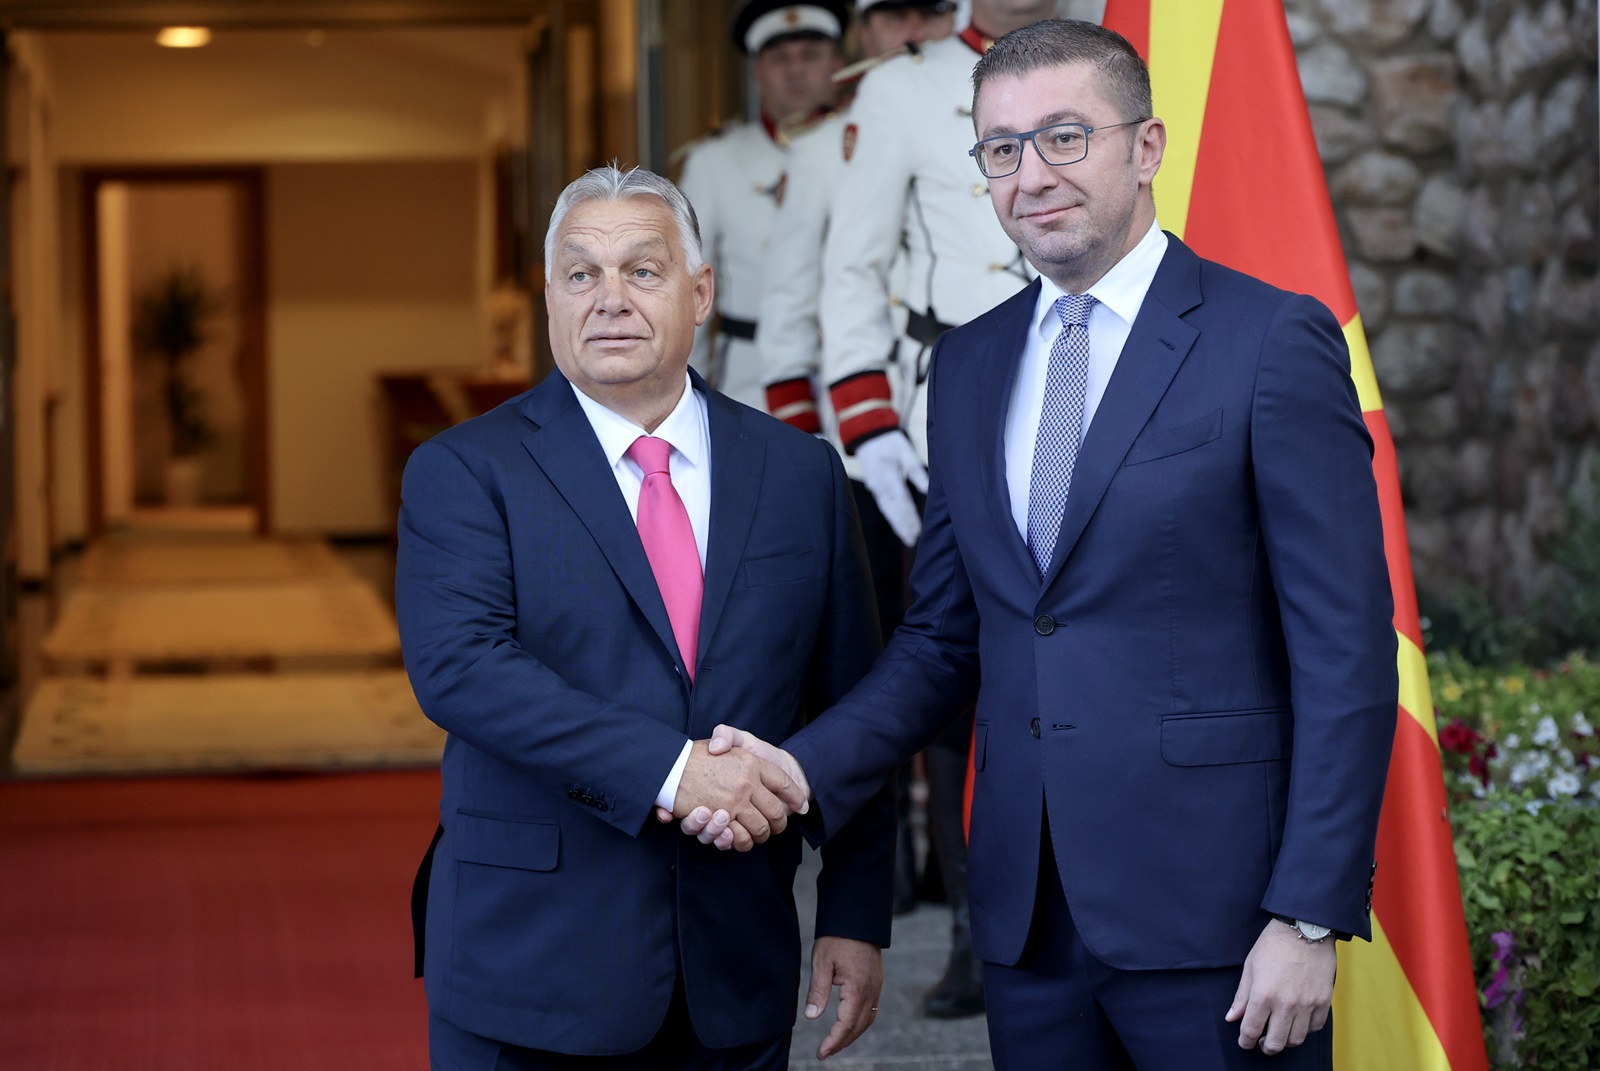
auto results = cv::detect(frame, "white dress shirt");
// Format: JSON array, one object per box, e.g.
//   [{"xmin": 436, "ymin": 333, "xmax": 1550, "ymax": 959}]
[
  {"xmin": 570, "ymin": 373, "xmax": 710, "ymax": 811},
  {"xmin": 1004, "ymin": 220, "xmax": 1169, "ymax": 540}
]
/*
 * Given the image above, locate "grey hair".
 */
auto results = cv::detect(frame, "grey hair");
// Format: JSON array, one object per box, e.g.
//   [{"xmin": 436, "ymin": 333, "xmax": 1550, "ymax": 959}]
[
  {"xmin": 543, "ymin": 164, "xmax": 705, "ymax": 274},
  {"xmin": 971, "ymin": 19, "xmax": 1152, "ymax": 128}
]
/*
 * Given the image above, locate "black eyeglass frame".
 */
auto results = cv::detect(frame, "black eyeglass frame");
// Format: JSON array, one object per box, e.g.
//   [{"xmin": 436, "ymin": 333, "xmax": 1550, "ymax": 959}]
[{"xmin": 968, "ymin": 118, "xmax": 1152, "ymax": 179}]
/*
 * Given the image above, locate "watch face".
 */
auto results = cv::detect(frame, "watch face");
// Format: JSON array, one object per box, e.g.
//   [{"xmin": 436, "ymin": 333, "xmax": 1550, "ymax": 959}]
[{"xmin": 1298, "ymin": 921, "xmax": 1332, "ymax": 941}]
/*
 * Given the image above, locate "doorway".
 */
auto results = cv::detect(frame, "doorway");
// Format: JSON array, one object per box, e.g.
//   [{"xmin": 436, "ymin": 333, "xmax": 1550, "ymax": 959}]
[{"xmin": 83, "ymin": 169, "xmax": 269, "ymax": 537}]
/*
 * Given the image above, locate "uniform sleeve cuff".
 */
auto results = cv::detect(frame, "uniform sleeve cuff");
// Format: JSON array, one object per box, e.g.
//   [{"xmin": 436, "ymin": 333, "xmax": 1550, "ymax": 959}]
[
  {"xmin": 767, "ymin": 378, "xmax": 822, "ymax": 434},
  {"xmin": 830, "ymin": 371, "xmax": 898, "ymax": 452}
]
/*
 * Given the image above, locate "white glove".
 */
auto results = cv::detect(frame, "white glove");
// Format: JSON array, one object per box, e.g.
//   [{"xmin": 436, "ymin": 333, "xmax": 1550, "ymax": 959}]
[{"xmin": 855, "ymin": 431, "xmax": 929, "ymax": 547}]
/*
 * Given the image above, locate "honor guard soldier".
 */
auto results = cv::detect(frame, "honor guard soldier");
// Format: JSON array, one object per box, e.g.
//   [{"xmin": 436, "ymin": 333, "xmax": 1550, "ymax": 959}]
[
  {"xmin": 759, "ymin": 0, "xmax": 956, "ymax": 593},
  {"xmin": 676, "ymin": 0, "xmax": 849, "ymax": 410},
  {"xmin": 755, "ymin": 0, "xmax": 957, "ymax": 965},
  {"xmin": 819, "ymin": 0, "xmax": 1060, "ymax": 547},
  {"xmin": 759, "ymin": 0, "xmax": 956, "ymax": 458},
  {"xmin": 814, "ymin": 0, "xmax": 1062, "ymax": 1021}
]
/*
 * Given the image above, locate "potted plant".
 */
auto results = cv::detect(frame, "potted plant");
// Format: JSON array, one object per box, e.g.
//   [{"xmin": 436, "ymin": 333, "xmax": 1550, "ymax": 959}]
[{"xmin": 132, "ymin": 266, "xmax": 220, "ymax": 505}]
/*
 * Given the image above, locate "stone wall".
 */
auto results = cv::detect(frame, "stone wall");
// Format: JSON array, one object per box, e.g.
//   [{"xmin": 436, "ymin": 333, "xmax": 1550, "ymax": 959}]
[{"xmin": 1285, "ymin": 0, "xmax": 1599, "ymax": 614}]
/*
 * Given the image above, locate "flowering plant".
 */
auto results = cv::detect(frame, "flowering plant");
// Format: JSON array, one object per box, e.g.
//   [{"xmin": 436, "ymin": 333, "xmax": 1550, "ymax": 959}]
[
  {"xmin": 1433, "ymin": 651, "xmax": 1600, "ymax": 807},
  {"xmin": 1433, "ymin": 651, "xmax": 1600, "ymax": 1067}
]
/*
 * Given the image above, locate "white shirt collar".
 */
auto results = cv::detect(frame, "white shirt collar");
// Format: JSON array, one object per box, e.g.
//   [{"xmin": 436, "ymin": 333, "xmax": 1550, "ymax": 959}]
[
  {"xmin": 1032, "ymin": 219, "xmax": 1169, "ymax": 339},
  {"xmin": 570, "ymin": 372, "xmax": 706, "ymax": 471}
]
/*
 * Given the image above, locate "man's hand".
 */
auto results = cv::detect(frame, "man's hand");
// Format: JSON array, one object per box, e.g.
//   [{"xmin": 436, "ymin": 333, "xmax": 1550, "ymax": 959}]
[
  {"xmin": 668, "ymin": 725, "xmax": 813, "ymax": 851},
  {"xmin": 855, "ymin": 431, "xmax": 928, "ymax": 547},
  {"xmin": 1225, "ymin": 920, "xmax": 1338, "ymax": 1055},
  {"xmin": 805, "ymin": 936, "xmax": 883, "ymax": 1059},
  {"xmin": 707, "ymin": 723, "xmax": 811, "ymax": 801},
  {"xmin": 661, "ymin": 739, "xmax": 808, "ymax": 851}
]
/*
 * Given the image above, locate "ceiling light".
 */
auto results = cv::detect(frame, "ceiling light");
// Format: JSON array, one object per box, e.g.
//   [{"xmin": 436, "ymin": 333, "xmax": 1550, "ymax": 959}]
[{"xmin": 156, "ymin": 27, "xmax": 211, "ymax": 48}]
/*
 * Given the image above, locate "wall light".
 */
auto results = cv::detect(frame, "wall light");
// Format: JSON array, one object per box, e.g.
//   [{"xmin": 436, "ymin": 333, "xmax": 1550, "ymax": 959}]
[{"xmin": 156, "ymin": 26, "xmax": 212, "ymax": 48}]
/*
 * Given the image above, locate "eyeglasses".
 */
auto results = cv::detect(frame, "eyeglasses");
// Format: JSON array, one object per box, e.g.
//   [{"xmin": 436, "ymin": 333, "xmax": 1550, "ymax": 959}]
[{"xmin": 968, "ymin": 118, "xmax": 1151, "ymax": 179}]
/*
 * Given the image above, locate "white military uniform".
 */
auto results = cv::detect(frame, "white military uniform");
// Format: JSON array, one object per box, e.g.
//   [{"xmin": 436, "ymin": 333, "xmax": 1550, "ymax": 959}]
[
  {"xmin": 677, "ymin": 120, "xmax": 788, "ymax": 412},
  {"xmin": 757, "ymin": 103, "xmax": 913, "ymax": 482},
  {"xmin": 820, "ymin": 31, "xmax": 1033, "ymax": 462}
]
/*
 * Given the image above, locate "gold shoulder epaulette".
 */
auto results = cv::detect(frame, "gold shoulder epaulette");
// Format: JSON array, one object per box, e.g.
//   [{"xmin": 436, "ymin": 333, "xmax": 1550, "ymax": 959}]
[
  {"xmin": 668, "ymin": 123, "xmax": 728, "ymax": 167},
  {"xmin": 777, "ymin": 107, "xmax": 844, "ymax": 146},
  {"xmin": 830, "ymin": 41, "xmax": 920, "ymax": 86}
]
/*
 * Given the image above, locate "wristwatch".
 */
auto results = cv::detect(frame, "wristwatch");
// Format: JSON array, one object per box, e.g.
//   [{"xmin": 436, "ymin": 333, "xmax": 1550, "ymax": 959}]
[{"xmin": 1272, "ymin": 915, "xmax": 1333, "ymax": 943}]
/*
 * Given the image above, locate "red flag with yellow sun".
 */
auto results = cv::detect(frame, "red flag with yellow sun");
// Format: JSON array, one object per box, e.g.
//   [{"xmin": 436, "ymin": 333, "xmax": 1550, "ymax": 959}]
[{"xmin": 1098, "ymin": 2, "xmax": 1489, "ymax": 1069}]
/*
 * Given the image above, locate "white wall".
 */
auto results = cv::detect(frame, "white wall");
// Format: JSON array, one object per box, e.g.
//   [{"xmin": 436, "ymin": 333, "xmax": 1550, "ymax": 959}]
[
  {"xmin": 268, "ymin": 160, "xmax": 483, "ymax": 534},
  {"xmin": 96, "ymin": 184, "xmax": 133, "ymax": 522}
]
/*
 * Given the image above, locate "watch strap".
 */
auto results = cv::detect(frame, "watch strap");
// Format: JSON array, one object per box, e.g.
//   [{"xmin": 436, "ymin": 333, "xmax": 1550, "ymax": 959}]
[{"xmin": 1271, "ymin": 915, "xmax": 1332, "ymax": 943}]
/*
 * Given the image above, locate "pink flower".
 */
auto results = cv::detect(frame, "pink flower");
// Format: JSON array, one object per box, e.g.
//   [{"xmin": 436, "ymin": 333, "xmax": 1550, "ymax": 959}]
[{"xmin": 1482, "ymin": 932, "xmax": 1526, "ymax": 1035}]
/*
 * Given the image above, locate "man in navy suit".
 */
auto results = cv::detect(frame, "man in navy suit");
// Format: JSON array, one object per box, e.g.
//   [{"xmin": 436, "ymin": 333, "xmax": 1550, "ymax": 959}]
[
  {"xmin": 397, "ymin": 165, "xmax": 893, "ymax": 1070},
  {"xmin": 697, "ymin": 19, "xmax": 1397, "ymax": 1070}
]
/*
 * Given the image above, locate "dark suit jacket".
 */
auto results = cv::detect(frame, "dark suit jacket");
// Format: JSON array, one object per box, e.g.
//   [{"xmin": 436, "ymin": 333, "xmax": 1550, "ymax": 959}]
[
  {"xmin": 788, "ymin": 235, "xmax": 1396, "ymax": 973},
  {"xmin": 396, "ymin": 369, "xmax": 892, "ymax": 1055}
]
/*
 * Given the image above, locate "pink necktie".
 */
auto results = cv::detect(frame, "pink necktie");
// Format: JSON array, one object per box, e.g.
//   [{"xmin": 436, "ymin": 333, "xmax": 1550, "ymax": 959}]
[{"xmin": 627, "ymin": 435, "xmax": 703, "ymax": 680}]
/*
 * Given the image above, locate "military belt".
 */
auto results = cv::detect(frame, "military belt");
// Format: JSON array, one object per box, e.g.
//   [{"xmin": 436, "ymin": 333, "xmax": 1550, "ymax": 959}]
[
  {"xmin": 906, "ymin": 307, "xmax": 958, "ymax": 348},
  {"xmin": 719, "ymin": 316, "xmax": 758, "ymax": 341}
]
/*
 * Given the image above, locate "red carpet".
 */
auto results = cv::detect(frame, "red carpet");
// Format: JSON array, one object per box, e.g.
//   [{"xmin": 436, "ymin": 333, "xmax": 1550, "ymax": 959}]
[{"xmin": 0, "ymin": 769, "xmax": 440, "ymax": 1070}]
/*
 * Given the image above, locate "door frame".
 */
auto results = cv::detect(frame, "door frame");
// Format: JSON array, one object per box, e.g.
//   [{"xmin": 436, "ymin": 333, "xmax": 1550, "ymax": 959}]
[{"xmin": 81, "ymin": 166, "xmax": 270, "ymax": 536}]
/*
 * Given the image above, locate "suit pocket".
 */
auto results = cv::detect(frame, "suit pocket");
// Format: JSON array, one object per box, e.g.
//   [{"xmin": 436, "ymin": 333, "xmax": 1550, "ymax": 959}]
[
  {"xmin": 451, "ymin": 810, "xmax": 559, "ymax": 871},
  {"xmin": 1160, "ymin": 707, "xmax": 1291, "ymax": 767},
  {"xmin": 1125, "ymin": 408, "xmax": 1224, "ymax": 465},
  {"xmin": 743, "ymin": 549, "xmax": 818, "ymax": 587}
]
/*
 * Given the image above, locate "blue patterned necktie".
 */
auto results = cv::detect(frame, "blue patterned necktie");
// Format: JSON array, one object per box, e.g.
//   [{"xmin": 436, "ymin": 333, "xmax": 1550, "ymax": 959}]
[{"xmin": 1026, "ymin": 293, "xmax": 1098, "ymax": 577}]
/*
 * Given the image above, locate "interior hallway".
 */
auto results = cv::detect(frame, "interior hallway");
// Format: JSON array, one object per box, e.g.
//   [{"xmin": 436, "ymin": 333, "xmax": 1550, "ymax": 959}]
[{"xmin": 0, "ymin": 515, "xmax": 395, "ymax": 773}]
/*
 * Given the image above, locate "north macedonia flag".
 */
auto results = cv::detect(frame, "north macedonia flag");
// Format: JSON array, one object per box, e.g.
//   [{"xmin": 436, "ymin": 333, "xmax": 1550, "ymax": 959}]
[{"xmin": 1099, "ymin": 2, "xmax": 1489, "ymax": 1069}]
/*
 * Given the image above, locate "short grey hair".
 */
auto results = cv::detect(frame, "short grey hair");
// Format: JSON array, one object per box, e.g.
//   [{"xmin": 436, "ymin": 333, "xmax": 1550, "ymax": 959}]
[
  {"xmin": 971, "ymin": 19, "xmax": 1152, "ymax": 127},
  {"xmin": 543, "ymin": 165, "xmax": 705, "ymax": 274}
]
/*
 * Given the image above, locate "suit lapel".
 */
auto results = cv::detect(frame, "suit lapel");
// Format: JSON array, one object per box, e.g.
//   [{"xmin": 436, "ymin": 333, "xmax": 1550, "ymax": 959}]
[
  {"xmin": 518, "ymin": 373, "xmax": 684, "ymax": 675},
  {"xmin": 1041, "ymin": 236, "xmax": 1202, "ymax": 589},
  {"xmin": 976, "ymin": 282, "xmax": 1044, "ymax": 580},
  {"xmin": 697, "ymin": 376, "xmax": 764, "ymax": 668}
]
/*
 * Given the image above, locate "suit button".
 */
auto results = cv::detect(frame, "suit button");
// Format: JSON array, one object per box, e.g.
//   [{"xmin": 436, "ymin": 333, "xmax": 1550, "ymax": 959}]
[
  {"xmin": 1034, "ymin": 615, "xmax": 1056, "ymax": 635},
  {"xmin": 1030, "ymin": 717, "xmax": 1041, "ymax": 738}
]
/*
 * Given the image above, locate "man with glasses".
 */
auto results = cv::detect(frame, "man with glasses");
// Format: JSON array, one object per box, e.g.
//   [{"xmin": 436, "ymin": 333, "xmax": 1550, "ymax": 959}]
[{"xmin": 693, "ymin": 19, "xmax": 1396, "ymax": 1068}]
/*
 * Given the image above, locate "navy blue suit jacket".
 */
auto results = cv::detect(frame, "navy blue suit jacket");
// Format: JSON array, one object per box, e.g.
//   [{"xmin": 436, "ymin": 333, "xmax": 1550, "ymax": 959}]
[
  {"xmin": 788, "ymin": 236, "xmax": 1396, "ymax": 972},
  {"xmin": 396, "ymin": 369, "xmax": 892, "ymax": 1055}
]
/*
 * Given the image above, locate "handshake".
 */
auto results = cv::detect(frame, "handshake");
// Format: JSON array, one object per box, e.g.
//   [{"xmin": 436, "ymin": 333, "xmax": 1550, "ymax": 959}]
[{"xmin": 653, "ymin": 725, "xmax": 810, "ymax": 851}]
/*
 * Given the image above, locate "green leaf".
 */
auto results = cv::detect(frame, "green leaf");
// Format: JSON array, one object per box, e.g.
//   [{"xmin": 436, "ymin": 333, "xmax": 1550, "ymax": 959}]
[{"xmin": 1560, "ymin": 910, "xmax": 1588, "ymax": 925}]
